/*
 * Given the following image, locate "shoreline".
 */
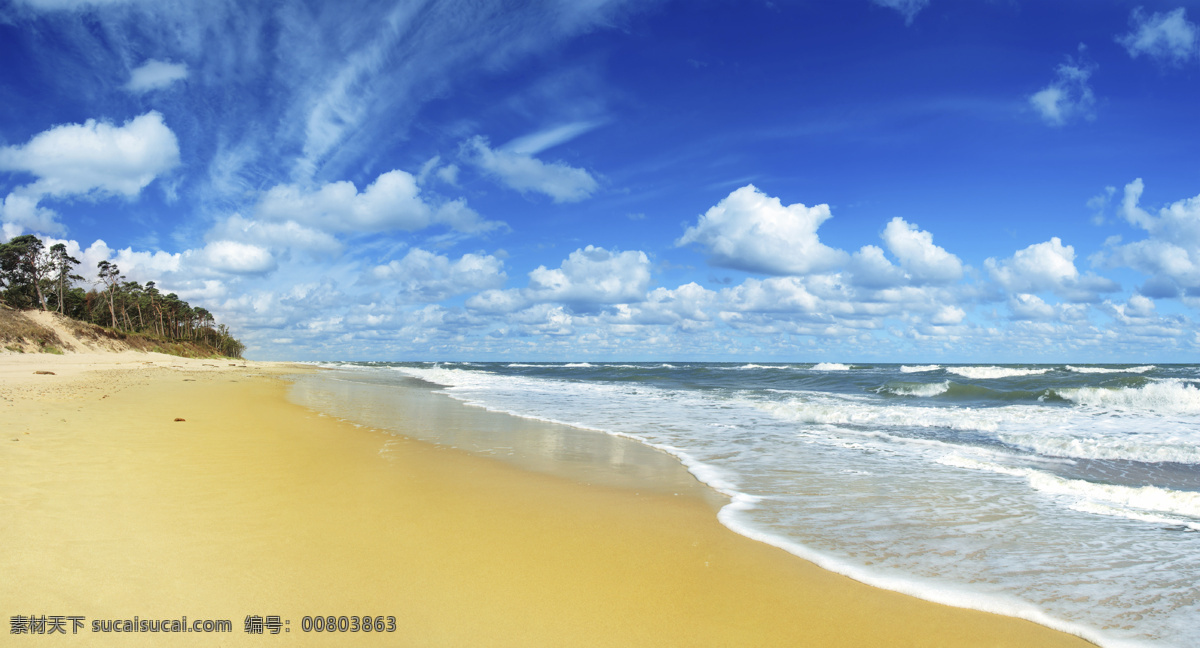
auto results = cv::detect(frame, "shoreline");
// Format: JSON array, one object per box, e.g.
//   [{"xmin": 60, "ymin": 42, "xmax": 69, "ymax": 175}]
[{"xmin": 1, "ymin": 354, "xmax": 1097, "ymax": 646}]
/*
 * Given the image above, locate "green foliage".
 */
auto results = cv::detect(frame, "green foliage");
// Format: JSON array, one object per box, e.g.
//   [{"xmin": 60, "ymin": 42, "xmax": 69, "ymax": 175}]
[{"xmin": 0, "ymin": 235, "xmax": 246, "ymax": 358}]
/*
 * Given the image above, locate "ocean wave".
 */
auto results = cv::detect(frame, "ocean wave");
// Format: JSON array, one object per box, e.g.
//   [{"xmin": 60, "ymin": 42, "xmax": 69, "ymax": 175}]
[
  {"xmin": 946, "ymin": 366, "xmax": 1051, "ymax": 380},
  {"xmin": 1065, "ymin": 365, "xmax": 1155, "ymax": 374},
  {"xmin": 937, "ymin": 454, "xmax": 1200, "ymax": 521},
  {"xmin": 1054, "ymin": 379, "xmax": 1200, "ymax": 415},
  {"xmin": 1068, "ymin": 501, "xmax": 1200, "ymax": 532},
  {"xmin": 876, "ymin": 381, "xmax": 951, "ymax": 397},
  {"xmin": 900, "ymin": 365, "xmax": 940, "ymax": 373},
  {"xmin": 998, "ymin": 431, "xmax": 1200, "ymax": 464},
  {"xmin": 759, "ymin": 393, "xmax": 1025, "ymax": 433},
  {"xmin": 562, "ymin": 362, "xmax": 595, "ymax": 368},
  {"xmin": 811, "ymin": 362, "xmax": 851, "ymax": 371}
]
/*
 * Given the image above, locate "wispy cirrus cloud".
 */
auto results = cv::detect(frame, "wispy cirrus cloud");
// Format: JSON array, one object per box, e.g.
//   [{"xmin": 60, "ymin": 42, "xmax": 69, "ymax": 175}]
[
  {"xmin": 870, "ymin": 0, "xmax": 930, "ymax": 25},
  {"xmin": 461, "ymin": 135, "xmax": 600, "ymax": 203}
]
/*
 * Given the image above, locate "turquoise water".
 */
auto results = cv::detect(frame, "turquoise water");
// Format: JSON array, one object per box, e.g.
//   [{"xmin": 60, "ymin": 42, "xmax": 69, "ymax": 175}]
[{"xmin": 298, "ymin": 362, "xmax": 1200, "ymax": 647}]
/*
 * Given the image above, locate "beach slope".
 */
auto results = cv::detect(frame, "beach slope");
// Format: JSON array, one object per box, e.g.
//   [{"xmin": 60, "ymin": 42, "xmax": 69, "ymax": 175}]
[{"xmin": 0, "ymin": 356, "xmax": 1096, "ymax": 646}]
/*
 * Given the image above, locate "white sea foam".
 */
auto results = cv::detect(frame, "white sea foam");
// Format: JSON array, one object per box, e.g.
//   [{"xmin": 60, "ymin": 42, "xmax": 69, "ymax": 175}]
[
  {"xmin": 900, "ymin": 365, "xmax": 941, "ymax": 373},
  {"xmin": 382, "ymin": 363, "xmax": 1191, "ymax": 647},
  {"xmin": 1055, "ymin": 379, "xmax": 1200, "ymax": 415},
  {"xmin": 562, "ymin": 362, "xmax": 594, "ymax": 368},
  {"xmin": 506, "ymin": 363, "xmax": 538, "ymax": 367},
  {"xmin": 938, "ymin": 454, "xmax": 1200, "ymax": 519},
  {"xmin": 712, "ymin": 505, "xmax": 1109, "ymax": 647},
  {"xmin": 1069, "ymin": 501, "xmax": 1200, "ymax": 532},
  {"xmin": 811, "ymin": 362, "xmax": 851, "ymax": 371},
  {"xmin": 758, "ymin": 392, "xmax": 1029, "ymax": 433},
  {"xmin": 879, "ymin": 381, "xmax": 951, "ymax": 397},
  {"xmin": 999, "ymin": 430, "xmax": 1200, "ymax": 464},
  {"xmin": 946, "ymin": 366, "xmax": 1051, "ymax": 379},
  {"xmin": 1065, "ymin": 365, "xmax": 1155, "ymax": 374}
]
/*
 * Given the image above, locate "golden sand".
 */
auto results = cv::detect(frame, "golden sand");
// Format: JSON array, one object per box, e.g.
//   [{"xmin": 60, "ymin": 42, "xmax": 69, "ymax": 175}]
[{"xmin": 0, "ymin": 355, "xmax": 1096, "ymax": 646}]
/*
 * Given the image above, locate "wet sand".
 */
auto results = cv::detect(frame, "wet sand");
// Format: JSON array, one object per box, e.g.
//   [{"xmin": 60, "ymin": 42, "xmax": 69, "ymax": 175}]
[{"xmin": 0, "ymin": 355, "xmax": 1096, "ymax": 646}]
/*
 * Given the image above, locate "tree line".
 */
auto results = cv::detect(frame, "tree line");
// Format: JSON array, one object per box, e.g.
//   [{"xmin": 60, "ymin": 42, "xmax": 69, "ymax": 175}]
[{"xmin": 0, "ymin": 234, "xmax": 244, "ymax": 357}]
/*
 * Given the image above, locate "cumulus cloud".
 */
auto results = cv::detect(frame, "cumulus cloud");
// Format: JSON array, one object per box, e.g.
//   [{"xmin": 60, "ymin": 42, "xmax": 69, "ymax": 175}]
[
  {"xmin": 986, "ymin": 237, "xmax": 1118, "ymax": 302},
  {"xmin": 367, "ymin": 248, "xmax": 506, "ymax": 301},
  {"xmin": 0, "ymin": 111, "xmax": 180, "ymax": 198},
  {"xmin": 256, "ymin": 170, "xmax": 501, "ymax": 234},
  {"xmin": 722, "ymin": 276, "xmax": 821, "ymax": 313},
  {"xmin": 207, "ymin": 214, "xmax": 342, "ymax": 254},
  {"xmin": 676, "ymin": 185, "xmax": 848, "ymax": 276},
  {"xmin": 200, "ymin": 240, "xmax": 277, "ymax": 275},
  {"xmin": 525, "ymin": 245, "xmax": 651, "ymax": 305},
  {"xmin": 0, "ymin": 194, "xmax": 62, "ymax": 236},
  {"xmin": 1008, "ymin": 293, "xmax": 1057, "ymax": 321},
  {"xmin": 848, "ymin": 245, "xmax": 906, "ymax": 289},
  {"xmin": 880, "ymin": 217, "xmax": 963, "ymax": 284},
  {"xmin": 871, "ymin": 0, "xmax": 930, "ymax": 25},
  {"xmin": 1118, "ymin": 7, "xmax": 1198, "ymax": 65},
  {"xmin": 125, "ymin": 59, "xmax": 188, "ymax": 93},
  {"xmin": 461, "ymin": 135, "xmax": 598, "ymax": 203},
  {"xmin": 1029, "ymin": 52, "xmax": 1096, "ymax": 126},
  {"xmin": 1098, "ymin": 178, "xmax": 1200, "ymax": 297},
  {"xmin": 466, "ymin": 245, "xmax": 651, "ymax": 314}
]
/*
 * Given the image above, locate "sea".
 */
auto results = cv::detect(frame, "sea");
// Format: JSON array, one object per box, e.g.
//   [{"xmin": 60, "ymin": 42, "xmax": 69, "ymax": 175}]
[{"xmin": 289, "ymin": 361, "xmax": 1200, "ymax": 647}]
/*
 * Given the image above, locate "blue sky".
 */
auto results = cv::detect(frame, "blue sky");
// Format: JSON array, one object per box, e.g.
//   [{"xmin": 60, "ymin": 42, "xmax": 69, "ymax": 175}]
[{"xmin": 2, "ymin": 0, "xmax": 1200, "ymax": 361}]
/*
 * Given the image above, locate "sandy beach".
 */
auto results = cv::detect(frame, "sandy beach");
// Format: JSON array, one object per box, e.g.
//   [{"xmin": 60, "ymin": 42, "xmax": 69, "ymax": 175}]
[{"xmin": 0, "ymin": 353, "xmax": 1097, "ymax": 646}]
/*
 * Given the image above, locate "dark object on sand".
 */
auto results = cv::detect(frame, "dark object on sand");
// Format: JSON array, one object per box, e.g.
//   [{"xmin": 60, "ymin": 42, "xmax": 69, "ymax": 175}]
[
  {"xmin": 174, "ymin": 418, "xmax": 186, "ymax": 422},
  {"xmin": 34, "ymin": 370, "xmax": 55, "ymax": 375}
]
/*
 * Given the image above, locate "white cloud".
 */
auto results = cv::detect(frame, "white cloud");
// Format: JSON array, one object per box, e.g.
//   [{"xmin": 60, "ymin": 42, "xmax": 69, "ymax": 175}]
[
  {"xmin": 930, "ymin": 304, "xmax": 966, "ymax": 325},
  {"xmin": 0, "ymin": 193, "xmax": 62, "ymax": 236},
  {"xmin": 461, "ymin": 135, "xmax": 599, "ymax": 203},
  {"xmin": 676, "ymin": 185, "xmax": 848, "ymax": 276},
  {"xmin": 525, "ymin": 245, "xmax": 651, "ymax": 305},
  {"xmin": 722, "ymin": 276, "xmax": 821, "ymax": 313},
  {"xmin": 871, "ymin": 0, "xmax": 930, "ymax": 25},
  {"xmin": 986, "ymin": 237, "xmax": 1118, "ymax": 301},
  {"xmin": 1029, "ymin": 54, "xmax": 1096, "ymax": 126},
  {"xmin": 368, "ymin": 248, "xmax": 506, "ymax": 301},
  {"xmin": 1099, "ymin": 178, "xmax": 1200, "ymax": 297},
  {"xmin": 208, "ymin": 214, "xmax": 342, "ymax": 254},
  {"xmin": 0, "ymin": 111, "xmax": 180, "ymax": 198},
  {"xmin": 466, "ymin": 245, "xmax": 651, "ymax": 314},
  {"xmin": 501, "ymin": 121, "xmax": 603, "ymax": 156},
  {"xmin": 256, "ymin": 170, "xmax": 501, "ymax": 234},
  {"xmin": 1118, "ymin": 7, "xmax": 1198, "ymax": 65},
  {"xmin": 200, "ymin": 240, "xmax": 277, "ymax": 275},
  {"xmin": 436, "ymin": 164, "xmax": 459, "ymax": 186},
  {"xmin": 126, "ymin": 59, "xmax": 188, "ymax": 93},
  {"xmin": 1087, "ymin": 185, "xmax": 1117, "ymax": 225},
  {"xmin": 1008, "ymin": 294, "xmax": 1057, "ymax": 321},
  {"xmin": 880, "ymin": 217, "xmax": 963, "ymax": 284},
  {"xmin": 465, "ymin": 288, "xmax": 527, "ymax": 314},
  {"xmin": 848, "ymin": 245, "xmax": 906, "ymax": 289},
  {"xmin": 986, "ymin": 237, "xmax": 1076, "ymax": 292}
]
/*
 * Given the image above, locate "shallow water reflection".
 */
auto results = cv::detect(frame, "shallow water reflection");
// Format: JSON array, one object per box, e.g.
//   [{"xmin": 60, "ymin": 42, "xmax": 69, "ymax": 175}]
[{"xmin": 286, "ymin": 369, "xmax": 724, "ymax": 508}]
